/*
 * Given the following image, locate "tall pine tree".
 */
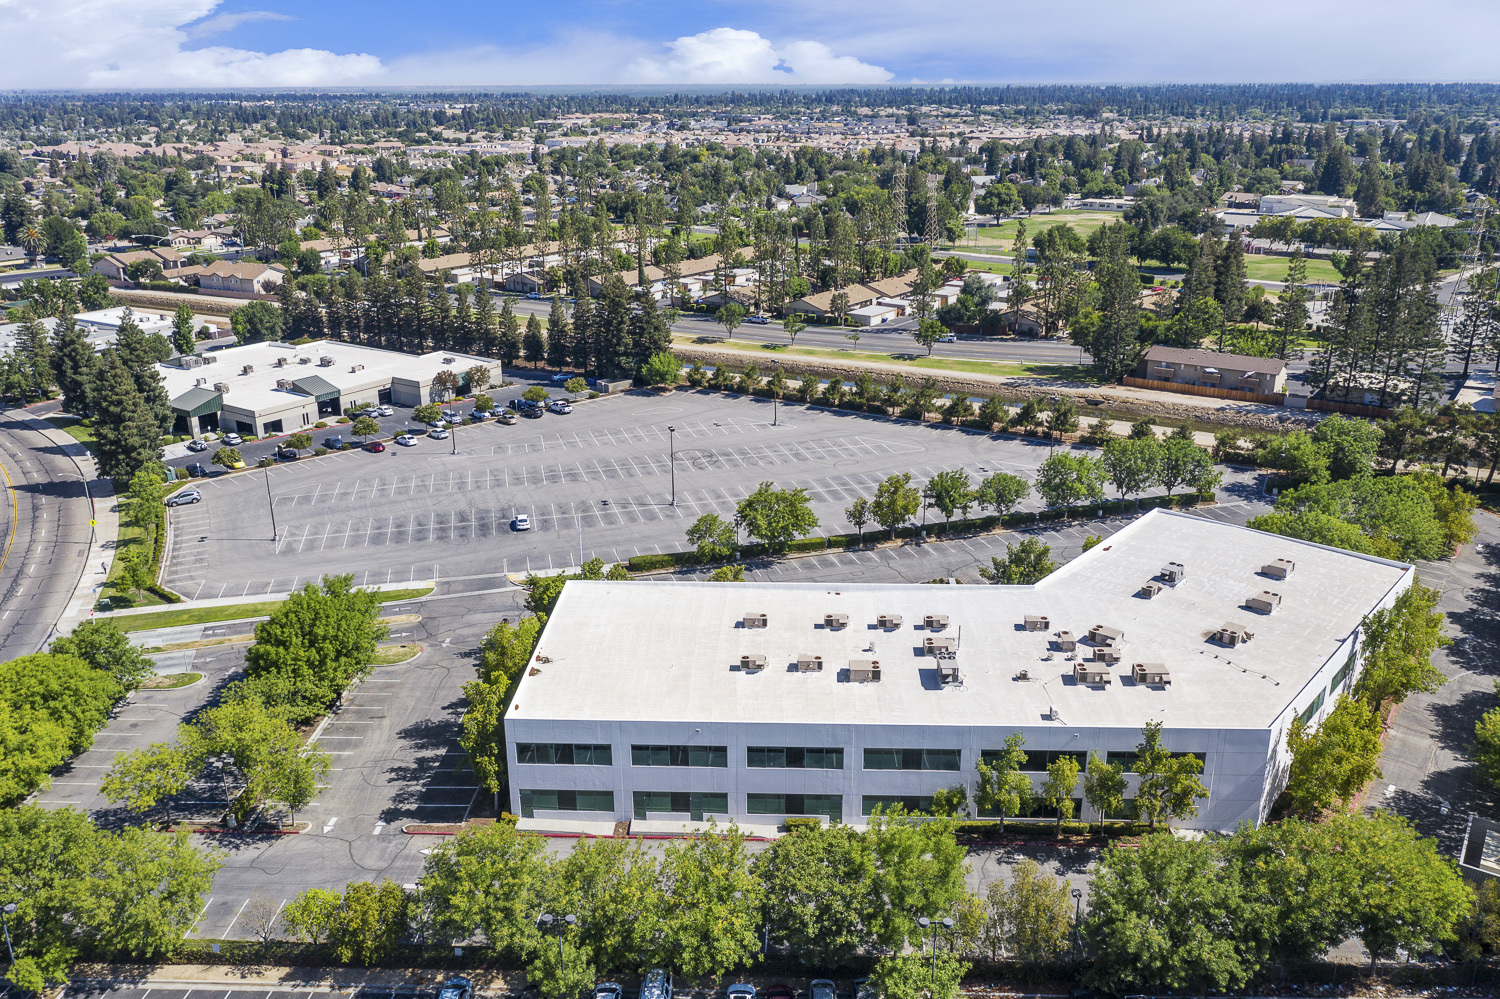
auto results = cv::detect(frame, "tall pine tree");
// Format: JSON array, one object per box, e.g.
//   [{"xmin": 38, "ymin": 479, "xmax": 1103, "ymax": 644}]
[
  {"xmin": 544, "ymin": 295, "xmax": 572, "ymax": 370},
  {"xmin": 522, "ymin": 315, "xmax": 546, "ymax": 367},
  {"xmin": 51, "ymin": 314, "xmax": 96, "ymax": 416},
  {"xmin": 112, "ymin": 311, "xmax": 172, "ymax": 434},
  {"xmin": 91, "ymin": 349, "xmax": 162, "ymax": 483}
]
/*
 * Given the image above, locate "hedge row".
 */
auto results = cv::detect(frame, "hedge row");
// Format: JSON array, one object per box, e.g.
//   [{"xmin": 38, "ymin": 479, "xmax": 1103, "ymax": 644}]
[{"xmin": 624, "ymin": 493, "xmax": 1215, "ymax": 573}]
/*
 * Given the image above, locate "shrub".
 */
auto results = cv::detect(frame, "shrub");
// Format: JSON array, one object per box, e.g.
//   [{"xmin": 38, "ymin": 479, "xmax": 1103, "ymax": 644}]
[
  {"xmin": 784, "ymin": 537, "xmax": 828, "ymax": 554},
  {"xmin": 315, "ymin": 421, "xmax": 329, "ymax": 429},
  {"xmin": 588, "ymin": 391, "xmax": 600, "ymax": 399},
  {"xmin": 336, "ymin": 416, "xmax": 351, "ymax": 424},
  {"xmin": 627, "ymin": 553, "xmax": 681, "ymax": 572},
  {"xmin": 315, "ymin": 447, "xmax": 329, "ymax": 456},
  {"xmin": 783, "ymin": 817, "xmax": 822, "ymax": 832}
]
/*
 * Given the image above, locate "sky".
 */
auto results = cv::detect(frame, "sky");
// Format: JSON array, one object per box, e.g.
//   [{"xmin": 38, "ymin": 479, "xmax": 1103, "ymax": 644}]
[{"xmin": 3, "ymin": 0, "xmax": 1500, "ymax": 91}]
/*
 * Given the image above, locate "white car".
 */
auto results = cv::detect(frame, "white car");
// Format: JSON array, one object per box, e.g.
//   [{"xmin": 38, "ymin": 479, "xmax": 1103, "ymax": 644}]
[
  {"xmin": 429, "ymin": 428, "xmax": 449, "ymax": 440},
  {"xmin": 395, "ymin": 434, "xmax": 418, "ymax": 446},
  {"xmin": 220, "ymin": 433, "xmax": 243, "ymax": 446},
  {"xmin": 377, "ymin": 405, "xmax": 395, "ymax": 417},
  {"xmin": 548, "ymin": 400, "xmax": 573, "ymax": 414},
  {"xmin": 512, "ymin": 513, "xmax": 531, "ymax": 531}
]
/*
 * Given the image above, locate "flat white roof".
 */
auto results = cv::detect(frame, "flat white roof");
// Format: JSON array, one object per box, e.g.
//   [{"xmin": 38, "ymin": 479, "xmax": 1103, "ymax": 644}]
[
  {"xmin": 514, "ymin": 510, "xmax": 1411, "ymax": 733},
  {"xmin": 157, "ymin": 339, "xmax": 499, "ymax": 412}
]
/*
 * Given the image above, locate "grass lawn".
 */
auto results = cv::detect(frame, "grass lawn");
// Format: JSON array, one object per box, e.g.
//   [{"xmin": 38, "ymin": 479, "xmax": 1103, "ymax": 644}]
[
  {"xmin": 112, "ymin": 586, "xmax": 435, "ymax": 632},
  {"xmin": 957, "ymin": 211, "xmax": 1122, "ymax": 247},
  {"xmin": 142, "ymin": 672, "xmax": 202, "ymax": 689},
  {"xmin": 45, "ymin": 415, "xmax": 98, "ymax": 455},
  {"xmin": 1242, "ymin": 255, "xmax": 1342, "ymax": 284},
  {"xmin": 370, "ymin": 643, "xmax": 420, "ymax": 666},
  {"xmin": 678, "ymin": 336, "xmax": 1101, "ymax": 384}
]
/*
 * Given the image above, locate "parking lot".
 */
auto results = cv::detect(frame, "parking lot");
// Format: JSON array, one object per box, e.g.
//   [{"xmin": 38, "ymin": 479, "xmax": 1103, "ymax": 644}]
[{"xmin": 162, "ymin": 389, "xmax": 1266, "ymax": 599}]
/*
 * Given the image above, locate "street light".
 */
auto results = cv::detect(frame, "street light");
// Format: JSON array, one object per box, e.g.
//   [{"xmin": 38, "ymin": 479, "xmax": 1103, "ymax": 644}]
[
  {"xmin": 667, "ymin": 425, "xmax": 677, "ymax": 505},
  {"xmin": 538, "ymin": 911, "xmax": 577, "ymax": 965},
  {"xmin": 2, "ymin": 902, "xmax": 15, "ymax": 965},
  {"xmin": 915, "ymin": 915, "xmax": 953, "ymax": 983},
  {"xmin": 1071, "ymin": 888, "xmax": 1083, "ymax": 957},
  {"xmin": 263, "ymin": 461, "xmax": 278, "ymax": 542}
]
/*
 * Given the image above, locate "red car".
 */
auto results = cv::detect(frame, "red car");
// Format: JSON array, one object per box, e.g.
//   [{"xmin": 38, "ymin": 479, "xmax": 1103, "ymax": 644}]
[{"xmin": 363, "ymin": 440, "xmax": 386, "ymax": 453}]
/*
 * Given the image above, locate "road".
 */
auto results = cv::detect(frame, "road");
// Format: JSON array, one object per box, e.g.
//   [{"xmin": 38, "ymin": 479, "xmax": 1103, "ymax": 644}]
[{"xmin": 0, "ymin": 408, "xmax": 97, "ymax": 661}]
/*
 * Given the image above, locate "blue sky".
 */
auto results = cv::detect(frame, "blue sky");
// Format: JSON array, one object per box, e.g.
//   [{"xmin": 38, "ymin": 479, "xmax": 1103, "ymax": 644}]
[{"xmin": 7, "ymin": 0, "xmax": 1500, "ymax": 91}]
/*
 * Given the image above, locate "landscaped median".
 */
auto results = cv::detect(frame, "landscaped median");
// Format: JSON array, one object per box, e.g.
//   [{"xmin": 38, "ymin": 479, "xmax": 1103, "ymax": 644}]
[{"xmin": 107, "ymin": 585, "xmax": 434, "ymax": 632}]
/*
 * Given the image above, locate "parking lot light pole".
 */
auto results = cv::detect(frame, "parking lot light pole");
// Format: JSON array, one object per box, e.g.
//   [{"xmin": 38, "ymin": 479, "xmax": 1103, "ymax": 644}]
[
  {"xmin": 915, "ymin": 915, "xmax": 953, "ymax": 984},
  {"xmin": 263, "ymin": 462, "xmax": 278, "ymax": 541},
  {"xmin": 2, "ymin": 901, "xmax": 16, "ymax": 964},
  {"xmin": 538, "ymin": 912, "xmax": 577, "ymax": 966},
  {"xmin": 668, "ymin": 425, "xmax": 677, "ymax": 505},
  {"xmin": 1072, "ymin": 887, "xmax": 1083, "ymax": 957}
]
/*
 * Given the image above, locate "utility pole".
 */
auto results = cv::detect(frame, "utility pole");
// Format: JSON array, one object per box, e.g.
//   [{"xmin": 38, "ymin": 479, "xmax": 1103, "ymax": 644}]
[{"xmin": 668, "ymin": 425, "xmax": 677, "ymax": 505}]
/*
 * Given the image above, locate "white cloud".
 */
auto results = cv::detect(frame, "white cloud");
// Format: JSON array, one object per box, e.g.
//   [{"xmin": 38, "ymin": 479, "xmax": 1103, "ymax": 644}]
[
  {"xmin": 185, "ymin": 9, "xmax": 293, "ymax": 40},
  {"xmin": 625, "ymin": 28, "xmax": 892, "ymax": 84}
]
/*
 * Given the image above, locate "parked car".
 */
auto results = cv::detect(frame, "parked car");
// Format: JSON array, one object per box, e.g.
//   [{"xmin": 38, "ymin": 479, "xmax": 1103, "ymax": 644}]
[
  {"xmin": 276, "ymin": 447, "xmax": 299, "ymax": 461},
  {"xmin": 853, "ymin": 980, "xmax": 873, "ymax": 999},
  {"xmin": 938, "ymin": 334, "xmax": 956, "ymax": 343},
  {"xmin": 640, "ymin": 969, "xmax": 672, "ymax": 999},
  {"xmin": 185, "ymin": 463, "xmax": 208, "ymax": 478},
  {"xmin": 323, "ymin": 436, "xmax": 344, "ymax": 449},
  {"xmin": 377, "ymin": 405, "xmax": 395, "ymax": 416},
  {"xmin": 746, "ymin": 315, "xmax": 770, "ymax": 325},
  {"xmin": 810, "ymin": 980, "xmax": 835, "ymax": 999},
  {"xmin": 395, "ymin": 434, "xmax": 418, "ymax": 446},
  {"xmin": 429, "ymin": 428, "xmax": 449, "ymax": 440},
  {"xmin": 221, "ymin": 433, "xmax": 243, "ymax": 446},
  {"xmin": 727, "ymin": 986, "xmax": 757, "ymax": 999},
  {"xmin": 441, "ymin": 409, "xmax": 461, "ymax": 421},
  {"xmin": 469, "ymin": 410, "xmax": 489, "ymax": 422},
  {"xmin": 593, "ymin": 984, "xmax": 623, "ymax": 999},
  {"xmin": 525, "ymin": 292, "xmax": 543, "ymax": 300},
  {"xmin": 512, "ymin": 513, "xmax": 531, "ymax": 531},
  {"xmin": 498, "ymin": 410, "xmax": 518, "ymax": 425},
  {"xmin": 763, "ymin": 986, "xmax": 794, "ymax": 999},
  {"xmin": 548, "ymin": 400, "xmax": 573, "ymax": 414},
  {"xmin": 522, "ymin": 406, "xmax": 543, "ymax": 419},
  {"xmin": 551, "ymin": 372, "xmax": 573, "ymax": 382},
  {"xmin": 438, "ymin": 977, "xmax": 473, "ymax": 999},
  {"xmin": 166, "ymin": 488, "xmax": 202, "ymax": 507},
  {"xmin": 363, "ymin": 440, "xmax": 386, "ymax": 453},
  {"xmin": 186, "ymin": 439, "xmax": 208, "ymax": 452},
  {"xmin": 427, "ymin": 420, "xmax": 448, "ymax": 431}
]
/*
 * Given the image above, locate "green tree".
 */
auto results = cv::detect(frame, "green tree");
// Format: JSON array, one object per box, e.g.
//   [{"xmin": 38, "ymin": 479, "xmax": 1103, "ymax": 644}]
[
  {"xmin": 170, "ymin": 303, "xmax": 196, "ymax": 356},
  {"xmin": 0, "ymin": 651, "xmax": 123, "ymax": 805},
  {"xmin": 754, "ymin": 823, "xmax": 876, "ymax": 966},
  {"xmin": 211, "ymin": 446, "xmax": 243, "ymax": 469},
  {"xmin": 974, "ymin": 472, "xmax": 1029, "ymax": 518},
  {"xmin": 735, "ymin": 480, "xmax": 818, "ymax": 552},
  {"xmin": 50, "ymin": 315, "xmax": 96, "ymax": 416},
  {"xmin": 913, "ymin": 317, "xmax": 947, "ymax": 355},
  {"xmin": 287, "ymin": 432, "xmax": 313, "ymax": 453},
  {"xmin": 923, "ymin": 468, "xmax": 973, "ymax": 533},
  {"xmin": 1284, "ymin": 693, "xmax": 1382, "ymax": 816},
  {"xmin": 525, "ymin": 936, "xmax": 596, "ymax": 999},
  {"xmin": 715, "ymin": 301, "xmax": 747, "ymax": 339},
  {"xmin": 845, "ymin": 496, "xmax": 871, "ymax": 543},
  {"xmin": 99, "ymin": 741, "xmax": 194, "ymax": 822},
  {"xmin": 1133, "ymin": 721, "xmax": 1208, "ymax": 830},
  {"xmin": 50, "ymin": 618, "xmax": 153, "ymax": 691},
  {"xmin": 522, "ymin": 314, "xmax": 547, "ymax": 366},
  {"xmin": 282, "ymin": 887, "xmax": 342, "ymax": 944},
  {"xmin": 420, "ymin": 821, "xmax": 549, "ymax": 958},
  {"xmin": 975, "ymin": 733, "xmax": 1031, "ymax": 832},
  {"xmin": 978, "ymin": 537, "xmax": 1058, "ymax": 585},
  {"xmin": 659, "ymin": 823, "xmax": 765, "ymax": 978},
  {"xmin": 1352, "ymin": 580, "xmax": 1449, "ymax": 716},
  {"xmin": 462, "ymin": 616, "xmax": 543, "ymax": 802},
  {"xmin": 1041, "ymin": 755, "xmax": 1081, "ymax": 832},
  {"xmin": 1083, "ymin": 752, "xmax": 1127, "ymax": 831},
  {"xmin": 1311, "ymin": 413, "xmax": 1382, "ymax": 481},
  {"xmin": 1102, "ymin": 436, "xmax": 1163, "ymax": 504},
  {"xmin": 522, "ymin": 385, "xmax": 550, "ymax": 404},
  {"xmin": 91, "ymin": 348, "xmax": 163, "ymax": 484},
  {"xmin": 413, "ymin": 402, "xmax": 441, "ymax": 425},
  {"xmin": 992, "ymin": 857, "xmax": 1072, "ymax": 964},
  {"xmin": 864, "ymin": 809, "xmax": 968, "ymax": 952},
  {"xmin": 686, "ymin": 512, "xmax": 738, "ymax": 563},
  {"xmin": 1476, "ymin": 683, "xmax": 1500, "ymax": 789},
  {"xmin": 708, "ymin": 564, "xmax": 745, "ymax": 582},
  {"xmin": 327, "ymin": 880, "xmax": 410, "ymax": 965},
  {"xmin": 783, "ymin": 312, "xmax": 807, "ymax": 347},
  {"xmin": 639, "ymin": 351, "xmax": 679, "ymax": 387},
  {"xmin": 546, "ymin": 835, "xmax": 664, "ymax": 974},
  {"xmin": 1273, "ymin": 250, "xmax": 1309, "ymax": 360},
  {"xmin": 1157, "ymin": 436, "xmax": 1217, "ymax": 497},
  {"xmin": 350, "ymin": 415, "xmax": 380, "ymax": 442},
  {"xmin": 1034, "ymin": 452, "xmax": 1107, "ymax": 510},
  {"xmin": 869, "ymin": 953, "xmax": 968, "ymax": 999},
  {"xmin": 871, "ymin": 472, "xmax": 921, "ymax": 539}
]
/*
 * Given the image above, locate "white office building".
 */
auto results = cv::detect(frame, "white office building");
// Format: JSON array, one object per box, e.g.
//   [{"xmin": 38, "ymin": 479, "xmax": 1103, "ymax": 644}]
[{"xmin": 505, "ymin": 510, "xmax": 1414, "ymax": 833}]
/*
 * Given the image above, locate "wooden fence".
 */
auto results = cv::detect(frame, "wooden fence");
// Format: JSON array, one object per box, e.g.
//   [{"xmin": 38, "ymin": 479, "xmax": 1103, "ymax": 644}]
[{"xmin": 1122, "ymin": 376, "xmax": 1285, "ymax": 406}]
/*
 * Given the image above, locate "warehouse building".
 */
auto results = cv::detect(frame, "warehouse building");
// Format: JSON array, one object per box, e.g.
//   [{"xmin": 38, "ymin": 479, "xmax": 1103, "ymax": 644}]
[
  {"xmin": 157, "ymin": 339, "xmax": 502, "ymax": 437},
  {"xmin": 505, "ymin": 510, "xmax": 1414, "ymax": 833}
]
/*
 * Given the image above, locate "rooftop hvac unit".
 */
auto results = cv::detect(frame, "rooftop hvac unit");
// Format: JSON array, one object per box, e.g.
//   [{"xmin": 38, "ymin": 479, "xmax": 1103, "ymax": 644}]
[
  {"xmin": 1047, "ymin": 704, "xmax": 1065, "ymax": 722},
  {"xmin": 1055, "ymin": 630, "xmax": 1077, "ymax": 651},
  {"xmin": 938, "ymin": 663, "xmax": 962, "ymax": 685},
  {"xmin": 298, "ymin": 356, "xmax": 312, "ymax": 364},
  {"xmin": 1160, "ymin": 561, "xmax": 1187, "ymax": 584},
  {"xmin": 739, "ymin": 654, "xmax": 767, "ymax": 672},
  {"xmin": 923, "ymin": 635, "xmax": 958, "ymax": 656},
  {"xmin": 319, "ymin": 356, "xmax": 335, "ymax": 366},
  {"xmin": 1023, "ymin": 614, "xmax": 1049, "ymax": 631},
  {"xmin": 1215, "ymin": 622, "xmax": 1254, "ymax": 647},
  {"xmin": 824, "ymin": 612, "xmax": 849, "ymax": 630},
  {"xmin": 1093, "ymin": 647, "xmax": 1122, "ymax": 664},
  {"xmin": 442, "ymin": 356, "xmax": 456, "ymax": 364},
  {"xmin": 194, "ymin": 377, "xmax": 207, "ymax": 387},
  {"xmin": 203, "ymin": 355, "xmax": 217, "ymax": 363},
  {"xmin": 241, "ymin": 364, "xmax": 254, "ymax": 374},
  {"xmin": 796, "ymin": 653, "xmax": 824, "ymax": 672},
  {"xmin": 350, "ymin": 364, "xmax": 364, "ymax": 372},
  {"xmin": 275, "ymin": 378, "xmax": 293, "ymax": 390},
  {"xmin": 877, "ymin": 613, "xmax": 902, "ymax": 630},
  {"xmin": 1247, "ymin": 590, "xmax": 1282, "ymax": 614},
  {"xmin": 1262, "ymin": 558, "xmax": 1295, "ymax": 580},
  {"xmin": 1073, "ymin": 662, "xmax": 1113, "ymax": 685},
  {"xmin": 1088, "ymin": 624, "xmax": 1124, "ymax": 647},
  {"xmin": 849, "ymin": 658, "xmax": 881, "ymax": 682},
  {"xmin": 1132, "ymin": 662, "xmax": 1172, "ymax": 686},
  {"xmin": 1138, "ymin": 581, "xmax": 1164, "ymax": 599},
  {"xmin": 213, "ymin": 382, "xmax": 230, "ymax": 393},
  {"xmin": 924, "ymin": 614, "xmax": 949, "ymax": 630},
  {"xmin": 274, "ymin": 356, "xmax": 288, "ymax": 367},
  {"xmin": 181, "ymin": 355, "xmax": 203, "ymax": 368},
  {"xmin": 743, "ymin": 612, "xmax": 768, "ymax": 629}
]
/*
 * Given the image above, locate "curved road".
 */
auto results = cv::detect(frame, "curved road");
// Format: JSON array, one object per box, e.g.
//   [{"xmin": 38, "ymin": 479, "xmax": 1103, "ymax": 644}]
[{"xmin": 0, "ymin": 409, "xmax": 97, "ymax": 661}]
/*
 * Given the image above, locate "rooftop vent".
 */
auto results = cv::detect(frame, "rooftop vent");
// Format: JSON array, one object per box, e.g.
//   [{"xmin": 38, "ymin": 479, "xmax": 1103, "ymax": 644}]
[
  {"xmin": 924, "ymin": 614, "xmax": 949, "ymax": 630},
  {"xmin": 319, "ymin": 355, "xmax": 335, "ymax": 366},
  {"xmin": 743, "ymin": 612, "xmax": 768, "ymax": 629},
  {"xmin": 739, "ymin": 654, "xmax": 767, "ymax": 672},
  {"xmin": 213, "ymin": 381, "xmax": 230, "ymax": 393},
  {"xmin": 194, "ymin": 377, "xmax": 207, "ymax": 387},
  {"xmin": 1088, "ymin": 624, "xmax": 1124, "ymax": 647},
  {"xmin": 877, "ymin": 613, "xmax": 903, "ymax": 630},
  {"xmin": 202, "ymin": 355, "xmax": 218, "ymax": 364},
  {"xmin": 1262, "ymin": 558, "xmax": 1295, "ymax": 580},
  {"xmin": 1215, "ymin": 622, "xmax": 1254, "ymax": 647},
  {"xmin": 1247, "ymin": 590, "xmax": 1282, "ymax": 614},
  {"xmin": 849, "ymin": 658, "xmax": 881, "ymax": 682},
  {"xmin": 274, "ymin": 356, "xmax": 288, "ymax": 367},
  {"xmin": 241, "ymin": 364, "xmax": 254, "ymax": 374},
  {"xmin": 1093, "ymin": 647, "xmax": 1122, "ymax": 664},
  {"xmin": 275, "ymin": 378, "xmax": 293, "ymax": 390},
  {"xmin": 298, "ymin": 356, "xmax": 312, "ymax": 364},
  {"xmin": 824, "ymin": 612, "xmax": 849, "ymax": 630},
  {"xmin": 1132, "ymin": 662, "xmax": 1172, "ymax": 686},
  {"xmin": 1160, "ymin": 561, "xmax": 1187, "ymax": 584},
  {"xmin": 442, "ymin": 356, "xmax": 456, "ymax": 364},
  {"xmin": 1074, "ymin": 662, "xmax": 1113, "ymax": 686},
  {"xmin": 923, "ymin": 635, "xmax": 958, "ymax": 656},
  {"xmin": 1023, "ymin": 614, "xmax": 1050, "ymax": 631},
  {"xmin": 1138, "ymin": 581, "xmax": 1164, "ymax": 599},
  {"xmin": 796, "ymin": 653, "xmax": 824, "ymax": 672},
  {"xmin": 1055, "ymin": 630, "xmax": 1076, "ymax": 651}
]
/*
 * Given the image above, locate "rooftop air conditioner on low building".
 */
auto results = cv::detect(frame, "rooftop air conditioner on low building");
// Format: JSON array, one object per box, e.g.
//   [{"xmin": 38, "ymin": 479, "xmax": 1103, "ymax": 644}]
[
  {"xmin": 796, "ymin": 653, "xmax": 824, "ymax": 672},
  {"xmin": 1160, "ymin": 561, "xmax": 1186, "ymax": 584},
  {"xmin": 877, "ymin": 613, "xmax": 902, "ymax": 630},
  {"xmin": 1073, "ymin": 662, "xmax": 1113, "ymax": 685},
  {"xmin": 1132, "ymin": 662, "xmax": 1172, "ymax": 686},
  {"xmin": 1262, "ymin": 558, "xmax": 1295, "ymax": 580},
  {"xmin": 824, "ymin": 613, "xmax": 849, "ymax": 629},
  {"xmin": 1139, "ymin": 581, "xmax": 1164, "ymax": 598},
  {"xmin": 1247, "ymin": 590, "xmax": 1282, "ymax": 614},
  {"xmin": 213, "ymin": 382, "xmax": 230, "ymax": 393},
  {"xmin": 923, "ymin": 635, "xmax": 958, "ymax": 656},
  {"xmin": 241, "ymin": 364, "xmax": 254, "ymax": 374},
  {"xmin": 1055, "ymin": 630, "xmax": 1076, "ymax": 650},
  {"xmin": 743, "ymin": 612, "xmax": 767, "ymax": 629},
  {"xmin": 924, "ymin": 614, "xmax": 949, "ymax": 630},
  {"xmin": 1024, "ymin": 614, "xmax": 1049, "ymax": 631},
  {"xmin": 849, "ymin": 659, "xmax": 881, "ymax": 682},
  {"xmin": 1215, "ymin": 622, "xmax": 1254, "ymax": 647},
  {"xmin": 1088, "ymin": 624, "xmax": 1124, "ymax": 646},
  {"xmin": 739, "ymin": 654, "xmax": 767, "ymax": 672},
  {"xmin": 319, "ymin": 356, "xmax": 334, "ymax": 366}
]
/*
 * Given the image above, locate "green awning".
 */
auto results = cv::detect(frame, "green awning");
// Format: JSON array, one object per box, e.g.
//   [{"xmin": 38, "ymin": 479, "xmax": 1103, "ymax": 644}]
[
  {"xmin": 292, "ymin": 375, "xmax": 340, "ymax": 403},
  {"xmin": 170, "ymin": 387, "xmax": 222, "ymax": 419}
]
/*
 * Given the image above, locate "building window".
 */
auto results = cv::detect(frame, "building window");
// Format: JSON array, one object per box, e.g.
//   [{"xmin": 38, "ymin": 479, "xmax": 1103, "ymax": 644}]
[
  {"xmin": 982, "ymin": 749, "xmax": 1087, "ymax": 772},
  {"xmin": 1329, "ymin": 649, "xmax": 1356, "ymax": 697},
  {"xmin": 747, "ymin": 747, "xmax": 844, "ymax": 770},
  {"xmin": 631, "ymin": 745, "xmax": 728, "ymax": 768},
  {"xmin": 262, "ymin": 419, "xmax": 283, "ymax": 435},
  {"xmin": 862, "ymin": 795, "xmax": 933, "ymax": 816},
  {"xmin": 1298, "ymin": 690, "xmax": 1326, "ymax": 727},
  {"xmin": 863, "ymin": 748, "xmax": 960, "ymax": 771},
  {"xmin": 632, "ymin": 791, "xmax": 729, "ymax": 820},
  {"xmin": 518, "ymin": 789, "xmax": 614, "ymax": 818},
  {"xmin": 747, "ymin": 793, "xmax": 842, "ymax": 821},
  {"xmin": 516, "ymin": 743, "xmax": 612, "ymax": 766},
  {"xmin": 1105, "ymin": 750, "xmax": 1206, "ymax": 772}
]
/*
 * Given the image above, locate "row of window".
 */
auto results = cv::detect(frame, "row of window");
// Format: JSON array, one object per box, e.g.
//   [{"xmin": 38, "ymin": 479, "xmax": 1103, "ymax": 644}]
[
  {"xmin": 516, "ymin": 743, "xmax": 1207, "ymax": 774},
  {"xmin": 519, "ymin": 789, "xmax": 1139, "ymax": 821}
]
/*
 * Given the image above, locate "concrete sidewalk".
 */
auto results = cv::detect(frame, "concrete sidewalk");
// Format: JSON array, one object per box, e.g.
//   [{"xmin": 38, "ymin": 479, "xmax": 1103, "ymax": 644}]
[{"xmin": 96, "ymin": 578, "xmax": 436, "ymax": 620}]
